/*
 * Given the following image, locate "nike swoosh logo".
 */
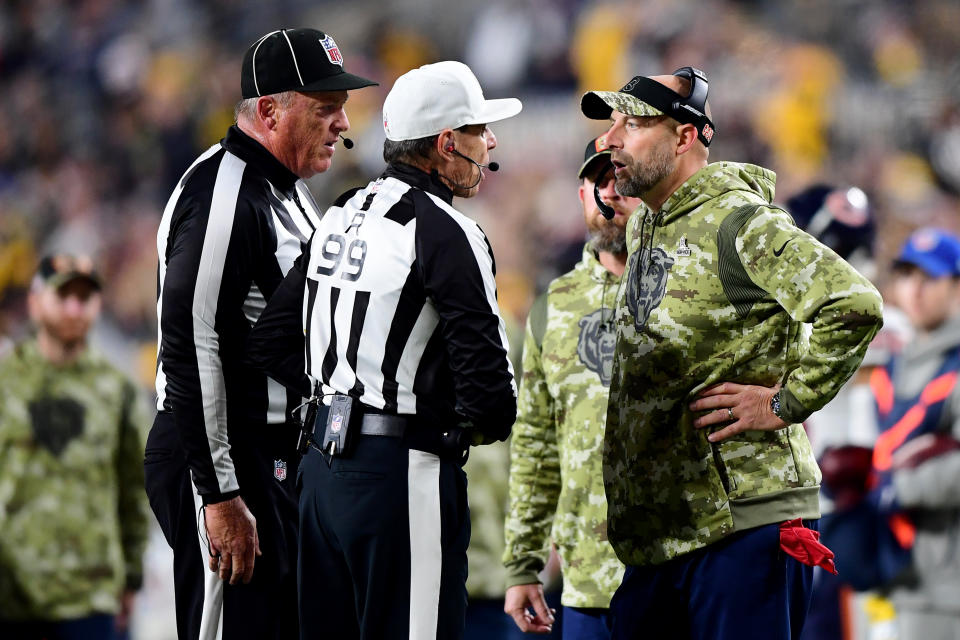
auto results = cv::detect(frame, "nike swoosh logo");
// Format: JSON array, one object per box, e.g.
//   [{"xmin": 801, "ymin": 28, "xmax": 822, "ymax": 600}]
[{"xmin": 773, "ymin": 240, "xmax": 791, "ymax": 257}]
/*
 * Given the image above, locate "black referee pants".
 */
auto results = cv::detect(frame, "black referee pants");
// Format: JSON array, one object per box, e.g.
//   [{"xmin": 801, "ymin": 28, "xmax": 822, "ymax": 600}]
[
  {"xmin": 144, "ymin": 412, "xmax": 299, "ymax": 640},
  {"xmin": 298, "ymin": 434, "xmax": 470, "ymax": 640}
]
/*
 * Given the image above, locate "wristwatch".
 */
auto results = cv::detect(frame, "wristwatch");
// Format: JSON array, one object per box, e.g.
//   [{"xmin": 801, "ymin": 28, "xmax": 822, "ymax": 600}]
[{"xmin": 770, "ymin": 390, "xmax": 784, "ymax": 420}]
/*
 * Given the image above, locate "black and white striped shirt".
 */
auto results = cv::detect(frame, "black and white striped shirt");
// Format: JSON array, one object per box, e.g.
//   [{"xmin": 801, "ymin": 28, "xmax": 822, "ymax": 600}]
[
  {"xmin": 155, "ymin": 125, "xmax": 321, "ymax": 503},
  {"xmin": 249, "ymin": 163, "xmax": 517, "ymax": 440}
]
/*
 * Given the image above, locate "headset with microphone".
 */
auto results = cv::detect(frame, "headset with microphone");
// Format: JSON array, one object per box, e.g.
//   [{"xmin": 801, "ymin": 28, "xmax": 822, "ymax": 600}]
[
  {"xmin": 339, "ymin": 134, "xmax": 354, "ymax": 149},
  {"xmin": 594, "ymin": 166, "xmax": 618, "ymax": 220},
  {"xmin": 443, "ymin": 143, "xmax": 499, "ymax": 190},
  {"xmin": 445, "ymin": 144, "xmax": 499, "ymax": 172},
  {"xmin": 591, "ymin": 66, "xmax": 714, "ymax": 220}
]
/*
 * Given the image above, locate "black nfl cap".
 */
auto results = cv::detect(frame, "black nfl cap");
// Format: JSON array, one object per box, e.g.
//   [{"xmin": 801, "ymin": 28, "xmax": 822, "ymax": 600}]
[
  {"xmin": 241, "ymin": 28, "xmax": 378, "ymax": 98},
  {"xmin": 577, "ymin": 135, "xmax": 613, "ymax": 179}
]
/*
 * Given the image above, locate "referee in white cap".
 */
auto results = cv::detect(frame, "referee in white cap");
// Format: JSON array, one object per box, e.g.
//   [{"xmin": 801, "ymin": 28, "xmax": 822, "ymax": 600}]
[
  {"xmin": 247, "ymin": 61, "xmax": 521, "ymax": 639},
  {"xmin": 146, "ymin": 28, "xmax": 376, "ymax": 640}
]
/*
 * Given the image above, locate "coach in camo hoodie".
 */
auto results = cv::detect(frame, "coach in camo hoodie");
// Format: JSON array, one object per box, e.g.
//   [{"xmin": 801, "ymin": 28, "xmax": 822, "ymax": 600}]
[{"xmin": 581, "ymin": 69, "xmax": 883, "ymax": 640}]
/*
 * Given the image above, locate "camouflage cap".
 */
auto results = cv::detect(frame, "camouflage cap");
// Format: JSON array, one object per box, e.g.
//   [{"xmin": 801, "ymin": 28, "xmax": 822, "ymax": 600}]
[
  {"xmin": 36, "ymin": 254, "xmax": 102, "ymax": 291},
  {"xmin": 581, "ymin": 88, "xmax": 664, "ymax": 121},
  {"xmin": 581, "ymin": 68, "xmax": 716, "ymax": 146}
]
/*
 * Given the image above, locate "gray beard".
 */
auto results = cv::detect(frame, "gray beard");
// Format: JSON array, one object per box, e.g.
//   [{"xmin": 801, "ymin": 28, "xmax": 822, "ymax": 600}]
[
  {"xmin": 616, "ymin": 147, "xmax": 674, "ymax": 198},
  {"xmin": 589, "ymin": 226, "xmax": 627, "ymax": 256}
]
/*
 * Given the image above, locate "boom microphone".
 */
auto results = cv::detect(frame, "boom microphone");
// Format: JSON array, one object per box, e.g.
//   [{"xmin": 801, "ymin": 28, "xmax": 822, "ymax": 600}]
[
  {"xmin": 594, "ymin": 183, "xmax": 616, "ymax": 220},
  {"xmin": 592, "ymin": 163, "xmax": 617, "ymax": 220},
  {"xmin": 339, "ymin": 134, "xmax": 354, "ymax": 149},
  {"xmin": 450, "ymin": 148, "xmax": 499, "ymax": 172},
  {"xmin": 446, "ymin": 148, "xmax": 500, "ymax": 189}
]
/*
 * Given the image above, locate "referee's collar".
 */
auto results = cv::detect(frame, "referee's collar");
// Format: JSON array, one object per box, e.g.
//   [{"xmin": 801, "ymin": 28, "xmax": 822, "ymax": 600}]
[
  {"xmin": 383, "ymin": 162, "xmax": 454, "ymax": 204},
  {"xmin": 222, "ymin": 125, "xmax": 300, "ymax": 195}
]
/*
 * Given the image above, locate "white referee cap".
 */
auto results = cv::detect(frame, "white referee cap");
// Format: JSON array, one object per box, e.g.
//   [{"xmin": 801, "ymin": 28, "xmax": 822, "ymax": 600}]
[{"xmin": 382, "ymin": 61, "xmax": 522, "ymax": 142}]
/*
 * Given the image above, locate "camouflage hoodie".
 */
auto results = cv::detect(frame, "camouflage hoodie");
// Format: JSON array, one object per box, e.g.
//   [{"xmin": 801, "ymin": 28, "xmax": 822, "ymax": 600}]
[
  {"xmin": 606, "ymin": 162, "xmax": 883, "ymax": 566},
  {"xmin": 504, "ymin": 245, "xmax": 625, "ymax": 607},
  {"xmin": 0, "ymin": 340, "xmax": 150, "ymax": 620}
]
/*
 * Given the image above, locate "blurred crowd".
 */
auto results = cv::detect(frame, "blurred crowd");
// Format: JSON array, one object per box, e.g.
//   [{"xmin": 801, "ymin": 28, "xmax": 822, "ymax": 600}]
[{"xmin": 1, "ymin": 0, "xmax": 959, "ymax": 388}]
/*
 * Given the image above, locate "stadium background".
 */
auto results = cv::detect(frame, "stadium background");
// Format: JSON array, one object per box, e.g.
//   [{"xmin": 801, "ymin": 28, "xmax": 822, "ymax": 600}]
[{"xmin": 0, "ymin": 0, "xmax": 958, "ymax": 636}]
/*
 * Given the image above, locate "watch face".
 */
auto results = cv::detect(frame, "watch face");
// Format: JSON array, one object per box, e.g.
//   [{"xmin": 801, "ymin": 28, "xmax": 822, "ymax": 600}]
[{"xmin": 771, "ymin": 391, "xmax": 782, "ymax": 417}]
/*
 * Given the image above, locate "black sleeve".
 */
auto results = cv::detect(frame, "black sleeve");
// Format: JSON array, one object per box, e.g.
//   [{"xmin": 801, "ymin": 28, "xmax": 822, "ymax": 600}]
[
  {"xmin": 159, "ymin": 169, "xmax": 268, "ymax": 504},
  {"xmin": 414, "ymin": 193, "xmax": 517, "ymax": 441},
  {"xmin": 246, "ymin": 247, "xmax": 311, "ymax": 397}
]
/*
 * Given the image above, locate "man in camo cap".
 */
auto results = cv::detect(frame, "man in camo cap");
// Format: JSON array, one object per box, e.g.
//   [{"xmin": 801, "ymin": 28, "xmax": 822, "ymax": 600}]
[
  {"xmin": 0, "ymin": 255, "xmax": 150, "ymax": 639},
  {"xmin": 580, "ymin": 69, "xmax": 883, "ymax": 639},
  {"xmin": 503, "ymin": 136, "xmax": 641, "ymax": 638}
]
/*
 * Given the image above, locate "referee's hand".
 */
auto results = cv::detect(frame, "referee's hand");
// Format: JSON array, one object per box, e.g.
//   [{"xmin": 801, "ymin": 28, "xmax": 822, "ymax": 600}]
[
  {"xmin": 504, "ymin": 583, "xmax": 555, "ymax": 634},
  {"xmin": 204, "ymin": 496, "xmax": 262, "ymax": 585}
]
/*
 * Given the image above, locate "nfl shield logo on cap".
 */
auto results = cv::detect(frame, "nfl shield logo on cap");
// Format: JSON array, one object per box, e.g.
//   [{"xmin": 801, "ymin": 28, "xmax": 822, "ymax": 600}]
[
  {"xmin": 274, "ymin": 459, "xmax": 288, "ymax": 481},
  {"xmin": 320, "ymin": 35, "xmax": 343, "ymax": 66}
]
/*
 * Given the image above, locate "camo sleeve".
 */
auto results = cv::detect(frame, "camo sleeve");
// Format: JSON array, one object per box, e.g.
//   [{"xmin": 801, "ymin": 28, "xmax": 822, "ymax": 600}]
[
  {"xmin": 739, "ymin": 206, "xmax": 884, "ymax": 423},
  {"xmin": 503, "ymin": 313, "xmax": 560, "ymax": 588},
  {"xmin": 116, "ymin": 381, "xmax": 150, "ymax": 590}
]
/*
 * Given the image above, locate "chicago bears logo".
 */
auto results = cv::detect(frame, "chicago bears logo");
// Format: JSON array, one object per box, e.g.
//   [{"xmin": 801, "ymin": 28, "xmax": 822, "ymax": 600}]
[
  {"xmin": 577, "ymin": 309, "xmax": 617, "ymax": 386},
  {"xmin": 626, "ymin": 247, "xmax": 675, "ymax": 330},
  {"xmin": 29, "ymin": 397, "xmax": 85, "ymax": 456}
]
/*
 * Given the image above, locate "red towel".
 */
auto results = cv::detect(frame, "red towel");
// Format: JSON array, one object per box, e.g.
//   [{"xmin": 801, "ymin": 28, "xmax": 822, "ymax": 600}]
[{"xmin": 779, "ymin": 519, "xmax": 838, "ymax": 574}]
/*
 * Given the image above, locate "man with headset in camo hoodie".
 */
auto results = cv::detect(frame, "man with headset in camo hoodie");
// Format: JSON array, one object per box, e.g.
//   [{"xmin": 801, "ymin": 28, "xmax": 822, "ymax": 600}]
[
  {"xmin": 580, "ymin": 68, "xmax": 884, "ymax": 639},
  {"xmin": 503, "ymin": 136, "xmax": 642, "ymax": 639}
]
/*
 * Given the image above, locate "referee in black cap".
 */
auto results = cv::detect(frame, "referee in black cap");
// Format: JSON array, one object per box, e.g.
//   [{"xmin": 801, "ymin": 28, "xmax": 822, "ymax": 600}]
[{"xmin": 145, "ymin": 28, "xmax": 376, "ymax": 640}]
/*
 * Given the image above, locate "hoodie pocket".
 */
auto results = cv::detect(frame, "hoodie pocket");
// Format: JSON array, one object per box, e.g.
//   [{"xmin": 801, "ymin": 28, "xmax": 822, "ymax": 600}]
[{"xmin": 714, "ymin": 427, "xmax": 800, "ymax": 499}]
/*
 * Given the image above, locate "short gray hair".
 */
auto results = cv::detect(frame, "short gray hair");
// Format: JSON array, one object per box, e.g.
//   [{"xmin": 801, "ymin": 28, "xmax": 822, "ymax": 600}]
[
  {"xmin": 234, "ymin": 91, "xmax": 297, "ymax": 122},
  {"xmin": 382, "ymin": 124, "xmax": 480, "ymax": 165},
  {"xmin": 382, "ymin": 135, "xmax": 439, "ymax": 165}
]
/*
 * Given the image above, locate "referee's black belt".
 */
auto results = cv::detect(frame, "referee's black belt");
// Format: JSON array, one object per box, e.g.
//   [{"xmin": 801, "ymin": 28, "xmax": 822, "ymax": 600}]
[
  {"xmin": 312, "ymin": 405, "xmax": 467, "ymax": 463},
  {"xmin": 312, "ymin": 405, "xmax": 407, "ymax": 438},
  {"xmin": 358, "ymin": 414, "xmax": 406, "ymax": 437}
]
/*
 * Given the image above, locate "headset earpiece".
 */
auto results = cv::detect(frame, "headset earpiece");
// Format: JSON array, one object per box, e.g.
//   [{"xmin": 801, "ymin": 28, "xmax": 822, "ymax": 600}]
[{"xmin": 445, "ymin": 144, "xmax": 455, "ymax": 152}]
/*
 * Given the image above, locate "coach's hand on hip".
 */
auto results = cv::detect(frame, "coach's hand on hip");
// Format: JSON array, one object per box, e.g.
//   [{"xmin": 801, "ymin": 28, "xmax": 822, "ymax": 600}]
[
  {"xmin": 689, "ymin": 382, "xmax": 787, "ymax": 443},
  {"xmin": 204, "ymin": 495, "xmax": 262, "ymax": 585}
]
